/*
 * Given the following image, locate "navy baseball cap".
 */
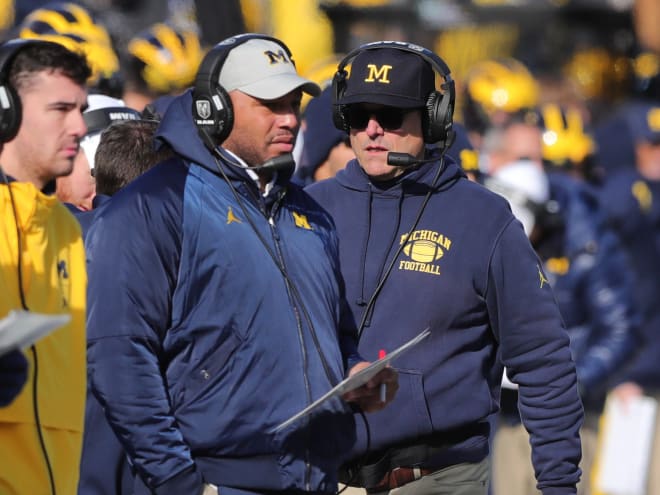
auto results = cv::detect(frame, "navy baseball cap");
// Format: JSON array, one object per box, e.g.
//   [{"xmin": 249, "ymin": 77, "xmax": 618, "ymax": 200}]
[
  {"xmin": 628, "ymin": 102, "xmax": 660, "ymax": 144},
  {"xmin": 337, "ymin": 48, "xmax": 435, "ymax": 108}
]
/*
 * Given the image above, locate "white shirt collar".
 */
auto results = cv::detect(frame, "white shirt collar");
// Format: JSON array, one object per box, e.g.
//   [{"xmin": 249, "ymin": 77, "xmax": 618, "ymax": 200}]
[{"xmin": 223, "ymin": 148, "xmax": 276, "ymax": 196}]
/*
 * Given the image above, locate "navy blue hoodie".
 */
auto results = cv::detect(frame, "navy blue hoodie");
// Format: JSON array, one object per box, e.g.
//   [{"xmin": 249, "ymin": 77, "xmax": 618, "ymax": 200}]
[
  {"xmin": 85, "ymin": 90, "xmax": 362, "ymax": 494},
  {"xmin": 306, "ymin": 154, "xmax": 584, "ymax": 494}
]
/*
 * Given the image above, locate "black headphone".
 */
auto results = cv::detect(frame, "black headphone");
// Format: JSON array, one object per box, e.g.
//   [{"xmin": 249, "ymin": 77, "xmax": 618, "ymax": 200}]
[
  {"xmin": 0, "ymin": 39, "xmax": 51, "ymax": 143},
  {"xmin": 332, "ymin": 41, "xmax": 456, "ymax": 149},
  {"xmin": 192, "ymin": 33, "xmax": 295, "ymax": 147}
]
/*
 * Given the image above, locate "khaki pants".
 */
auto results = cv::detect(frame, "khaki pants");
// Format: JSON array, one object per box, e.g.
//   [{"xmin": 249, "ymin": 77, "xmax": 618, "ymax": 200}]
[
  {"xmin": 492, "ymin": 419, "xmax": 596, "ymax": 495},
  {"xmin": 340, "ymin": 487, "xmax": 366, "ymax": 495}
]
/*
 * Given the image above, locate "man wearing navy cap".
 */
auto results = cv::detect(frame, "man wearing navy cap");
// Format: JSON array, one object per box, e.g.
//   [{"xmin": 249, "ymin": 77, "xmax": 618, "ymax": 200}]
[{"xmin": 306, "ymin": 42, "xmax": 583, "ymax": 494}]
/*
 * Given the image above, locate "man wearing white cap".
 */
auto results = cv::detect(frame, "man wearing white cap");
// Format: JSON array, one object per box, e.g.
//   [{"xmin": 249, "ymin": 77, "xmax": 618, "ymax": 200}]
[{"xmin": 85, "ymin": 34, "xmax": 396, "ymax": 495}]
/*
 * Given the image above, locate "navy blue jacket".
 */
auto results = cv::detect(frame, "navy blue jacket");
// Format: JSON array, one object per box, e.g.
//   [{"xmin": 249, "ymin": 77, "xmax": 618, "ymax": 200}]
[
  {"xmin": 74, "ymin": 194, "xmax": 111, "ymax": 237},
  {"xmin": 600, "ymin": 169, "xmax": 660, "ymax": 390},
  {"xmin": 306, "ymin": 154, "xmax": 584, "ymax": 494},
  {"xmin": 537, "ymin": 173, "xmax": 640, "ymax": 404},
  {"xmin": 85, "ymin": 90, "xmax": 362, "ymax": 494},
  {"xmin": 75, "ymin": 194, "xmax": 133, "ymax": 495}
]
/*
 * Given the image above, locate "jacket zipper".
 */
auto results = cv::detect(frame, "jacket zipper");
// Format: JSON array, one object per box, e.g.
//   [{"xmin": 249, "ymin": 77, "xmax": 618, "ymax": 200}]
[{"xmin": 268, "ymin": 193, "xmax": 313, "ymax": 490}]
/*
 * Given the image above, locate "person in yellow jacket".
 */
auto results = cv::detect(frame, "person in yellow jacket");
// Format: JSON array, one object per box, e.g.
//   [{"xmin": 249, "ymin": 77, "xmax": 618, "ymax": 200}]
[{"xmin": 0, "ymin": 38, "xmax": 89, "ymax": 495}]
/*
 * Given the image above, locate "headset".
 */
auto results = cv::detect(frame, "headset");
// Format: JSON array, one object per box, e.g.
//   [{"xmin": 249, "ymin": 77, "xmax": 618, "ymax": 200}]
[
  {"xmin": 0, "ymin": 39, "xmax": 50, "ymax": 143},
  {"xmin": 331, "ymin": 41, "xmax": 456, "ymax": 149},
  {"xmin": 192, "ymin": 32, "xmax": 295, "ymax": 147}
]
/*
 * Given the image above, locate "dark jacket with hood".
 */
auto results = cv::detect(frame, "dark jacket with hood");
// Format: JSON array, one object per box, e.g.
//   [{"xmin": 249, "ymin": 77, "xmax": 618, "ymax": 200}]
[
  {"xmin": 600, "ymin": 168, "xmax": 660, "ymax": 390},
  {"xmin": 540, "ymin": 173, "xmax": 640, "ymax": 402},
  {"xmin": 85, "ymin": 90, "xmax": 362, "ymax": 494},
  {"xmin": 305, "ymin": 152, "xmax": 584, "ymax": 494}
]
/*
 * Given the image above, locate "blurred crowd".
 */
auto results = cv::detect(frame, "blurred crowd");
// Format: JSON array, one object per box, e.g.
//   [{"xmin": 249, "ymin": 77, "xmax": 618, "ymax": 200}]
[{"xmin": 1, "ymin": 0, "xmax": 659, "ymax": 494}]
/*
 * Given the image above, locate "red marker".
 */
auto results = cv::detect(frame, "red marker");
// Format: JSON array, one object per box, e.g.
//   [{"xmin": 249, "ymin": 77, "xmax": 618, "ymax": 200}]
[{"xmin": 378, "ymin": 349, "xmax": 387, "ymax": 402}]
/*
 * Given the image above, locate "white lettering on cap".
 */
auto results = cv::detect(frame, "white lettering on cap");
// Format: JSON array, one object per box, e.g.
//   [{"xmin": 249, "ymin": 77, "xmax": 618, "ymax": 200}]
[{"xmin": 108, "ymin": 112, "xmax": 139, "ymax": 121}]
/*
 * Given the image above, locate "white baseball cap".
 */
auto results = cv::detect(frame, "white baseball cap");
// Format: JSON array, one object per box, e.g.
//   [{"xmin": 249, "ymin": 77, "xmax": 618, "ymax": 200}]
[{"xmin": 218, "ymin": 38, "xmax": 320, "ymax": 100}]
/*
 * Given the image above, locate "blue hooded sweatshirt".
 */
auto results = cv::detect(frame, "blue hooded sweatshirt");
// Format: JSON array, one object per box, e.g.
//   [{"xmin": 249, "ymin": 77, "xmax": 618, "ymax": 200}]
[
  {"xmin": 306, "ymin": 153, "xmax": 584, "ymax": 494},
  {"xmin": 85, "ymin": 90, "xmax": 362, "ymax": 494}
]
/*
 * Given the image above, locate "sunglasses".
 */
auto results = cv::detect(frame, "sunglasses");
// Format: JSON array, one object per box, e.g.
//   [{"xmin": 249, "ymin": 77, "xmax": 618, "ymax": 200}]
[{"xmin": 346, "ymin": 106, "xmax": 412, "ymax": 131}]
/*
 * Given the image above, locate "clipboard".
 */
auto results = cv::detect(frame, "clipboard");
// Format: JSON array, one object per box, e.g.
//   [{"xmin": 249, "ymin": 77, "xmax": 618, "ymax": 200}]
[
  {"xmin": 271, "ymin": 327, "xmax": 431, "ymax": 432},
  {"xmin": 0, "ymin": 310, "xmax": 71, "ymax": 357}
]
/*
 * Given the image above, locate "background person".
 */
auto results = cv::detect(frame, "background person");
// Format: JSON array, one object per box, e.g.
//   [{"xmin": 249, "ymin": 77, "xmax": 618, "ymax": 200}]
[
  {"xmin": 479, "ymin": 114, "xmax": 640, "ymax": 495},
  {"xmin": 599, "ymin": 101, "xmax": 660, "ymax": 494},
  {"xmin": 78, "ymin": 117, "xmax": 175, "ymax": 495},
  {"xmin": 57, "ymin": 94, "xmax": 141, "ymax": 213},
  {"xmin": 294, "ymin": 85, "xmax": 355, "ymax": 185}
]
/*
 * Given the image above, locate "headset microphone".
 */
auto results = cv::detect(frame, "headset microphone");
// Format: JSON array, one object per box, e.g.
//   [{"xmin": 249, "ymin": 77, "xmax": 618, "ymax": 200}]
[
  {"xmin": 251, "ymin": 153, "xmax": 295, "ymax": 174},
  {"xmin": 387, "ymin": 152, "xmax": 438, "ymax": 167}
]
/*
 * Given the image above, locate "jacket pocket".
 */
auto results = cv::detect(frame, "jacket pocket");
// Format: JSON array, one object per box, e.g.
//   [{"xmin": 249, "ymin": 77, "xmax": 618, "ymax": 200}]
[
  {"xmin": 172, "ymin": 331, "xmax": 243, "ymax": 409},
  {"xmin": 354, "ymin": 369, "xmax": 432, "ymax": 453}
]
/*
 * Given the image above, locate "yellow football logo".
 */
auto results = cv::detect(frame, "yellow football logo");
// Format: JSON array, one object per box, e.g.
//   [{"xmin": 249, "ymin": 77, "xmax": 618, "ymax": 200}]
[{"xmin": 404, "ymin": 240, "xmax": 444, "ymax": 263}]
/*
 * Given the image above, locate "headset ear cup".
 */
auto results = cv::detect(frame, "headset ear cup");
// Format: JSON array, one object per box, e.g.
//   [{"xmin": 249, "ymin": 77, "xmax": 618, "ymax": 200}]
[
  {"xmin": 332, "ymin": 105, "xmax": 349, "ymax": 133},
  {"xmin": 218, "ymin": 90, "xmax": 234, "ymax": 143},
  {"xmin": 0, "ymin": 84, "xmax": 21, "ymax": 143},
  {"xmin": 212, "ymin": 85, "xmax": 233, "ymax": 144},
  {"xmin": 424, "ymin": 91, "xmax": 444, "ymax": 144},
  {"xmin": 424, "ymin": 90, "xmax": 453, "ymax": 146},
  {"xmin": 331, "ymin": 70, "xmax": 350, "ymax": 133},
  {"xmin": 192, "ymin": 77, "xmax": 234, "ymax": 145}
]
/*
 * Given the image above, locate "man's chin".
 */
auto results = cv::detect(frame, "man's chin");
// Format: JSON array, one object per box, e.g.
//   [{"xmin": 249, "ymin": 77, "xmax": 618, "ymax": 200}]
[
  {"xmin": 362, "ymin": 161, "xmax": 400, "ymax": 181},
  {"xmin": 56, "ymin": 162, "xmax": 76, "ymax": 178}
]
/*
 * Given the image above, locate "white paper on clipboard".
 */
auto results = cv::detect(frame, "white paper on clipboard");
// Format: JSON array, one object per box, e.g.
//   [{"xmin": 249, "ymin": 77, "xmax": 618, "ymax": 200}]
[
  {"xmin": 595, "ymin": 394, "xmax": 658, "ymax": 495},
  {"xmin": 0, "ymin": 310, "xmax": 71, "ymax": 357},
  {"xmin": 271, "ymin": 327, "xmax": 431, "ymax": 433}
]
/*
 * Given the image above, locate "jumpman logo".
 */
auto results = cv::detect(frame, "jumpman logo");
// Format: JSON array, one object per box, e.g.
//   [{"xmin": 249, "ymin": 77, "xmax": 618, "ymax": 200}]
[
  {"xmin": 227, "ymin": 207, "xmax": 242, "ymax": 224},
  {"xmin": 538, "ymin": 264, "xmax": 549, "ymax": 288}
]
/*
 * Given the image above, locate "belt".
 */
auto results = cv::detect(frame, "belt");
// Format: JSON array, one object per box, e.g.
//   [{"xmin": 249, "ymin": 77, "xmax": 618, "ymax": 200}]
[{"xmin": 366, "ymin": 466, "xmax": 435, "ymax": 493}]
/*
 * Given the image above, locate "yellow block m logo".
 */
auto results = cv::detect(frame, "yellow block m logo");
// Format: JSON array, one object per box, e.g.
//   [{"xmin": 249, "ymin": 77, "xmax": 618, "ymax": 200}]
[
  {"xmin": 292, "ymin": 211, "xmax": 312, "ymax": 230},
  {"xmin": 365, "ymin": 64, "xmax": 393, "ymax": 84}
]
